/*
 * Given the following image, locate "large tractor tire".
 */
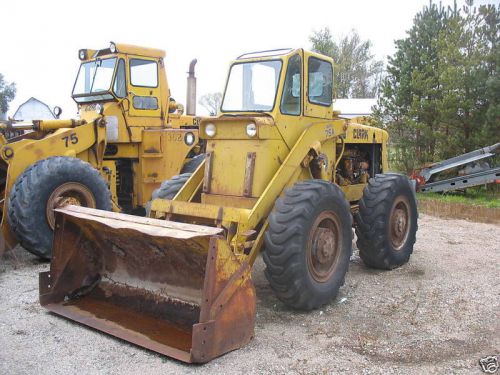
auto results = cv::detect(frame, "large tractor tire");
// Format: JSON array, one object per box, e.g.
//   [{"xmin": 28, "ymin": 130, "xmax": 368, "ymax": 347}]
[
  {"xmin": 143, "ymin": 155, "xmax": 203, "ymax": 216},
  {"xmin": 263, "ymin": 180, "xmax": 352, "ymax": 311},
  {"xmin": 8, "ymin": 157, "xmax": 112, "ymax": 259},
  {"xmin": 145, "ymin": 173, "xmax": 192, "ymax": 216},
  {"xmin": 180, "ymin": 154, "xmax": 205, "ymax": 174},
  {"xmin": 355, "ymin": 173, "xmax": 418, "ymax": 270}
]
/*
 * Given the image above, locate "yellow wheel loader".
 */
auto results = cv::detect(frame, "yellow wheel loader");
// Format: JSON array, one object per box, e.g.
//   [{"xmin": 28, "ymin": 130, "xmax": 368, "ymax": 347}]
[
  {"xmin": 39, "ymin": 48, "xmax": 418, "ymax": 363},
  {"xmin": 0, "ymin": 42, "xmax": 204, "ymax": 259}
]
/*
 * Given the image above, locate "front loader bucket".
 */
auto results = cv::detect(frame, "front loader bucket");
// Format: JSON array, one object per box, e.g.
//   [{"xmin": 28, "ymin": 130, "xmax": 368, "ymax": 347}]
[{"xmin": 39, "ymin": 206, "xmax": 256, "ymax": 363}]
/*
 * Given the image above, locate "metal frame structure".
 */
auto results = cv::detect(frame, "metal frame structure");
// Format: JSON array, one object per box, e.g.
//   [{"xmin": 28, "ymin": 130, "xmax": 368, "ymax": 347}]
[{"xmin": 417, "ymin": 143, "xmax": 500, "ymax": 193}]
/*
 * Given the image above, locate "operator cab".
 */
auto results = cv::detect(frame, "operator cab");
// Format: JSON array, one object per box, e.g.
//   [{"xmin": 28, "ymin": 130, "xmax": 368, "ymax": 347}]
[
  {"xmin": 200, "ymin": 48, "xmax": 388, "ymax": 203},
  {"xmin": 71, "ymin": 42, "xmax": 169, "ymax": 122},
  {"xmin": 220, "ymin": 48, "xmax": 334, "ymax": 121}
]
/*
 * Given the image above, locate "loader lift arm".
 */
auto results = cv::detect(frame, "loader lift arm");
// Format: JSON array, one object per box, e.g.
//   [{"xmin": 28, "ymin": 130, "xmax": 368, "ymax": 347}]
[{"xmin": 150, "ymin": 119, "xmax": 348, "ymax": 261}]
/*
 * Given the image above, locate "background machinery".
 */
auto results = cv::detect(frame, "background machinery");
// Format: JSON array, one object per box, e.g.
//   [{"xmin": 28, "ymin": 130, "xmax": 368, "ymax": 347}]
[
  {"xmin": 411, "ymin": 143, "xmax": 500, "ymax": 193},
  {"xmin": 0, "ymin": 42, "xmax": 203, "ymax": 259},
  {"xmin": 40, "ymin": 48, "xmax": 418, "ymax": 362}
]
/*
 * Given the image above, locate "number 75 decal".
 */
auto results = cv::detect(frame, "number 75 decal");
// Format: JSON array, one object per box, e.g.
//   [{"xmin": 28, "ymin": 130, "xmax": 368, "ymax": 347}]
[{"xmin": 62, "ymin": 133, "xmax": 79, "ymax": 147}]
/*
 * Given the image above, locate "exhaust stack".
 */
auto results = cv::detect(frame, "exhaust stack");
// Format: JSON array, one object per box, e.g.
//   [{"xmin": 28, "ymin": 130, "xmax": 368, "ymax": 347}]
[{"xmin": 186, "ymin": 59, "xmax": 197, "ymax": 116}]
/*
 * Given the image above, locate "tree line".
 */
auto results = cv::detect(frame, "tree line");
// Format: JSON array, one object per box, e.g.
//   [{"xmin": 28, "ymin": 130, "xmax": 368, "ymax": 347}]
[
  {"xmin": 311, "ymin": 1, "xmax": 498, "ymax": 172},
  {"xmin": 374, "ymin": 1, "xmax": 499, "ymax": 172}
]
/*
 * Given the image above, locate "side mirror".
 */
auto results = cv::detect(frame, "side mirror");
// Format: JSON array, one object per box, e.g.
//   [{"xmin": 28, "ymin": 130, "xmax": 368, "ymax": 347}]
[{"xmin": 53, "ymin": 106, "xmax": 62, "ymax": 119}]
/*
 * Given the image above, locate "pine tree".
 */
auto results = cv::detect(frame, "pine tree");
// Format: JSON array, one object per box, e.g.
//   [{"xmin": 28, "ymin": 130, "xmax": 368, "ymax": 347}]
[
  {"xmin": 374, "ymin": 1, "xmax": 499, "ymax": 172},
  {"xmin": 375, "ymin": 2, "xmax": 448, "ymax": 170}
]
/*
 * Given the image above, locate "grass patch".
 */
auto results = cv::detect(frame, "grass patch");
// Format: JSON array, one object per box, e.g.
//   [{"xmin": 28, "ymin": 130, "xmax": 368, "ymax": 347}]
[{"xmin": 417, "ymin": 185, "xmax": 500, "ymax": 209}]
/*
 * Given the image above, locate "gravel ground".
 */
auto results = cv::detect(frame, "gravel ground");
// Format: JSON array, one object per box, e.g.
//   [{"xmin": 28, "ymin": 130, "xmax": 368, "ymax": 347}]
[{"xmin": 0, "ymin": 213, "xmax": 498, "ymax": 374}]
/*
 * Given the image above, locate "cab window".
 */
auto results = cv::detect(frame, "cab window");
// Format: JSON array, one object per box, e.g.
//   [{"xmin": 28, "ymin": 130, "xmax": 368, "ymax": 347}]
[
  {"xmin": 308, "ymin": 57, "xmax": 333, "ymax": 106},
  {"xmin": 133, "ymin": 96, "xmax": 158, "ymax": 110},
  {"xmin": 130, "ymin": 59, "xmax": 158, "ymax": 87},
  {"xmin": 280, "ymin": 54, "xmax": 301, "ymax": 115},
  {"xmin": 113, "ymin": 59, "xmax": 126, "ymax": 98}
]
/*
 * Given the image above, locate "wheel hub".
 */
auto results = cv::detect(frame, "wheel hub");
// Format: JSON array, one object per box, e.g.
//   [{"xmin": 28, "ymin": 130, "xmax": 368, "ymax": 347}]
[
  {"xmin": 46, "ymin": 182, "xmax": 96, "ymax": 230},
  {"xmin": 315, "ymin": 228, "xmax": 336, "ymax": 264},
  {"xmin": 307, "ymin": 212, "xmax": 342, "ymax": 283},
  {"xmin": 390, "ymin": 197, "xmax": 411, "ymax": 250}
]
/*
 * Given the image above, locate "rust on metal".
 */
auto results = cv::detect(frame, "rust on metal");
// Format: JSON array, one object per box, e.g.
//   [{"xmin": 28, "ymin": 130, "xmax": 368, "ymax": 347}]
[
  {"xmin": 243, "ymin": 152, "xmax": 256, "ymax": 197},
  {"xmin": 56, "ymin": 205, "xmax": 223, "ymax": 238},
  {"xmin": 46, "ymin": 182, "xmax": 96, "ymax": 230},
  {"xmin": 389, "ymin": 196, "xmax": 411, "ymax": 250},
  {"xmin": 306, "ymin": 211, "xmax": 342, "ymax": 283},
  {"xmin": 203, "ymin": 152, "xmax": 213, "ymax": 194},
  {"xmin": 40, "ymin": 205, "xmax": 256, "ymax": 363}
]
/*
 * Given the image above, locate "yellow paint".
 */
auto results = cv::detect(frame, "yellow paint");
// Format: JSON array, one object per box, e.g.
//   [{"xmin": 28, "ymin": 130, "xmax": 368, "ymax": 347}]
[
  {"xmin": 202, "ymin": 194, "xmax": 257, "ymax": 210},
  {"xmin": 148, "ymin": 48, "xmax": 389, "ymax": 262},
  {"xmin": 0, "ymin": 43, "xmax": 203, "ymax": 250}
]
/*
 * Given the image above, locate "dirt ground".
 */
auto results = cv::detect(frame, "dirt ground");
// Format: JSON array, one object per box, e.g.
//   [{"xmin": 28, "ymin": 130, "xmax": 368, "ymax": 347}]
[{"xmin": 0, "ymin": 213, "xmax": 498, "ymax": 374}]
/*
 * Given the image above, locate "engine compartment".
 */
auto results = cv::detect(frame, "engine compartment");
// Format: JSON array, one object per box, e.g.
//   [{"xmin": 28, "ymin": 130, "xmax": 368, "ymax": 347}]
[{"xmin": 335, "ymin": 144, "xmax": 381, "ymax": 186}]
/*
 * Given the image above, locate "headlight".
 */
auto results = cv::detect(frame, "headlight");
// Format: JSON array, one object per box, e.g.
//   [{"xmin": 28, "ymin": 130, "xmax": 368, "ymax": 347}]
[
  {"xmin": 246, "ymin": 123, "xmax": 257, "ymax": 137},
  {"xmin": 205, "ymin": 123, "xmax": 216, "ymax": 137},
  {"xmin": 95, "ymin": 103, "xmax": 104, "ymax": 115},
  {"xmin": 78, "ymin": 49, "xmax": 86, "ymax": 60},
  {"xmin": 109, "ymin": 42, "xmax": 117, "ymax": 53},
  {"xmin": 184, "ymin": 132, "xmax": 195, "ymax": 146}
]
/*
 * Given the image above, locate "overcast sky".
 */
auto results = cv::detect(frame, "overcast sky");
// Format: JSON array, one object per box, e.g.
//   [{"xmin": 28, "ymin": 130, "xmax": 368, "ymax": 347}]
[{"xmin": 0, "ymin": 0, "xmax": 495, "ymax": 117}]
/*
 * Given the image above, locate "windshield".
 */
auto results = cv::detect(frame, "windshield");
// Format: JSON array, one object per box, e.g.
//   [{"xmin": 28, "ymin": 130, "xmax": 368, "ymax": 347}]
[
  {"xmin": 72, "ymin": 58, "xmax": 117, "ymax": 102},
  {"xmin": 221, "ymin": 60, "xmax": 282, "ymax": 112}
]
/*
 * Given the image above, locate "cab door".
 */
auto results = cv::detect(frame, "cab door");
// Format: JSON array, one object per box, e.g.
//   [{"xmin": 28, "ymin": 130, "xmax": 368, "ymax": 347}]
[
  {"xmin": 304, "ymin": 52, "xmax": 334, "ymax": 119},
  {"xmin": 127, "ymin": 57, "xmax": 162, "ymax": 118}
]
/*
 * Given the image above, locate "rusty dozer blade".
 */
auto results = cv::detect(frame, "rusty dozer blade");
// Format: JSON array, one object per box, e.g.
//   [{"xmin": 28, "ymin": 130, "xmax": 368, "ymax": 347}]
[{"xmin": 39, "ymin": 205, "xmax": 256, "ymax": 363}]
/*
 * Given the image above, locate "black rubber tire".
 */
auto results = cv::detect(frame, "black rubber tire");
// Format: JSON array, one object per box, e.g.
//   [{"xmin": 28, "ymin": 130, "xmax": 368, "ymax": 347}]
[
  {"xmin": 355, "ymin": 173, "xmax": 418, "ymax": 270},
  {"xmin": 180, "ymin": 154, "xmax": 205, "ymax": 174},
  {"xmin": 145, "ymin": 173, "xmax": 191, "ymax": 216},
  {"xmin": 8, "ymin": 157, "xmax": 112, "ymax": 259},
  {"xmin": 263, "ymin": 180, "xmax": 352, "ymax": 311}
]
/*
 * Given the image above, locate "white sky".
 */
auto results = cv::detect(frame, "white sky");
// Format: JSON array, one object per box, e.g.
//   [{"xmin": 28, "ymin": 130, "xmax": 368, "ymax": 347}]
[{"xmin": 0, "ymin": 0, "xmax": 495, "ymax": 117}]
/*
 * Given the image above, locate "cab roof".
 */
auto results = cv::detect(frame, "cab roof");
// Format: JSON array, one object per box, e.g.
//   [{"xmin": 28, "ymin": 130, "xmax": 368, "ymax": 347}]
[
  {"xmin": 232, "ymin": 48, "xmax": 334, "ymax": 65},
  {"xmin": 82, "ymin": 42, "xmax": 166, "ymax": 61}
]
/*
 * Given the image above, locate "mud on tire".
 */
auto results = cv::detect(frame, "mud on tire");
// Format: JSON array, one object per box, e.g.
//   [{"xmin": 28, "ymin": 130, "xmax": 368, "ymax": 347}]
[
  {"xmin": 8, "ymin": 156, "xmax": 112, "ymax": 259},
  {"xmin": 263, "ymin": 180, "xmax": 352, "ymax": 311},
  {"xmin": 355, "ymin": 173, "xmax": 418, "ymax": 270}
]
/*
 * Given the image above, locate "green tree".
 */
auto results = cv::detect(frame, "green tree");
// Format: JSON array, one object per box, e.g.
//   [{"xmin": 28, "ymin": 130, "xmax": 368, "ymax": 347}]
[
  {"xmin": 373, "ymin": 1, "xmax": 499, "ymax": 172},
  {"xmin": 310, "ymin": 28, "xmax": 383, "ymax": 98},
  {"xmin": 375, "ymin": 2, "xmax": 448, "ymax": 169},
  {"xmin": 0, "ymin": 73, "xmax": 16, "ymax": 115},
  {"xmin": 477, "ymin": 3, "xmax": 500, "ymax": 147},
  {"xmin": 437, "ymin": 1, "xmax": 499, "ymax": 157}
]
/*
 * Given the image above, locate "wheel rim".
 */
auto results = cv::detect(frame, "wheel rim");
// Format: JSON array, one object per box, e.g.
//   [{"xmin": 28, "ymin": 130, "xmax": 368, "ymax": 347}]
[
  {"xmin": 389, "ymin": 196, "xmax": 411, "ymax": 250},
  {"xmin": 46, "ymin": 182, "xmax": 96, "ymax": 230},
  {"xmin": 306, "ymin": 211, "xmax": 342, "ymax": 283}
]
